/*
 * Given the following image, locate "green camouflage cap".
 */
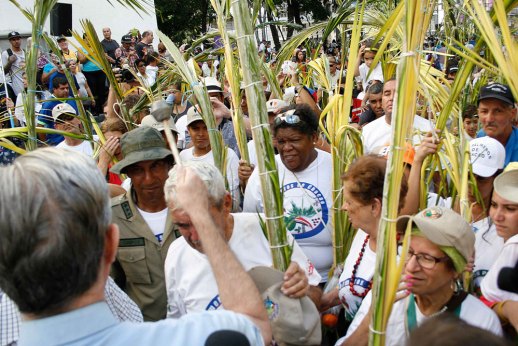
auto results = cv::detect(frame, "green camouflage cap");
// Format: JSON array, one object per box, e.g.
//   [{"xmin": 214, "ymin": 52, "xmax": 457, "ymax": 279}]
[{"xmin": 110, "ymin": 126, "xmax": 172, "ymax": 174}]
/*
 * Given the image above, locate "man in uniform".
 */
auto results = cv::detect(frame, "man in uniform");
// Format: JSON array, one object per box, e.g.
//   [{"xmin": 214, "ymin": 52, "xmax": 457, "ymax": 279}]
[{"xmin": 109, "ymin": 126, "xmax": 178, "ymax": 321}]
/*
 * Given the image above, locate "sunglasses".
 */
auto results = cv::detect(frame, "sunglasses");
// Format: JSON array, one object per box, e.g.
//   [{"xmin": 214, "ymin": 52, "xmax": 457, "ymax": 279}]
[
  {"xmin": 58, "ymin": 113, "xmax": 76, "ymax": 122},
  {"xmin": 273, "ymin": 109, "xmax": 302, "ymax": 127}
]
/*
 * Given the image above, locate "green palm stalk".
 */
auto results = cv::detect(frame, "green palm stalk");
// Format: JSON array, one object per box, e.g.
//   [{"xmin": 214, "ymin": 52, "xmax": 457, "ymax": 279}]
[
  {"xmin": 8, "ymin": 0, "xmax": 150, "ymax": 151},
  {"xmin": 465, "ymin": 0, "xmax": 518, "ymax": 98},
  {"xmin": 209, "ymin": 0, "xmax": 250, "ymax": 164},
  {"xmin": 230, "ymin": 0, "xmax": 290, "ymax": 271},
  {"xmin": 157, "ymin": 31, "xmax": 225, "ymax": 174},
  {"xmin": 8, "ymin": 0, "xmax": 58, "ymax": 151},
  {"xmin": 41, "ymin": 34, "xmax": 94, "ymax": 144},
  {"xmin": 312, "ymin": 0, "xmax": 365, "ymax": 274},
  {"xmin": 369, "ymin": 1, "xmax": 436, "ymax": 344}
]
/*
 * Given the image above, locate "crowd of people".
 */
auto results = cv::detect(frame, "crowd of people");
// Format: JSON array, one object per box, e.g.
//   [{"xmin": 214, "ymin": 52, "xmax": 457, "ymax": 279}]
[{"xmin": 0, "ymin": 21, "xmax": 517, "ymax": 346}]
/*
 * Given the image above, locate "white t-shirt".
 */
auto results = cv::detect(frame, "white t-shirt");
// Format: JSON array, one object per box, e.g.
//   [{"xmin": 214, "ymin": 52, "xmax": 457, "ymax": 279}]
[
  {"xmin": 426, "ymin": 192, "xmax": 453, "ymax": 209},
  {"xmin": 15, "ymin": 94, "xmax": 42, "ymax": 125},
  {"xmin": 1, "ymin": 49, "xmax": 25, "ymax": 95},
  {"xmin": 243, "ymin": 149, "xmax": 333, "ymax": 281},
  {"xmin": 175, "ymin": 114, "xmax": 188, "ymax": 147},
  {"xmin": 339, "ymin": 292, "xmax": 502, "ymax": 346},
  {"xmin": 179, "ymin": 147, "xmax": 240, "ymax": 207},
  {"xmin": 473, "ymin": 218, "xmax": 504, "ymax": 295},
  {"xmin": 164, "ymin": 213, "xmax": 321, "ymax": 317},
  {"xmin": 136, "ymin": 207, "xmax": 168, "ymax": 243},
  {"xmin": 146, "ymin": 65, "xmax": 159, "ymax": 82},
  {"xmin": 247, "ymin": 140, "xmax": 258, "ymax": 167},
  {"xmin": 337, "ymin": 230, "xmax": 376, "ymax": 321},
  {"xmin": 362, "ymin": 115, "xmax": 432, "ymax": 154},
  {"xmin": 481, "ymin": 234, "xmax": 518, "ymax": 302},
  {"xmin": 358, "ymin": 63, "xmax": 384, "ymax": 92},
  {"xmin": 56, "ymin": 140, "xmax": 94, "ymax": 157},
  {"xmin": 74, "ymin": 72, "xmax": 88, "ymax": 98}
]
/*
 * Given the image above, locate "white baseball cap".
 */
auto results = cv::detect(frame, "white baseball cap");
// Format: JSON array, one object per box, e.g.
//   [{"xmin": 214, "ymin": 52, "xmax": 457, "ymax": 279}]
[
  {"xmin": 494, "ymin": 168, "xmax": 518, "ymax": 204},
  {"xmin": 266, "ymin": 99, "xmax": 290, "ymax": 114},
  {"xmin": 51, "ymin": 103, "xmax": 77, "ymax": 122},
  {"xmin": 470, "ymin": 137, "xmax": 505, "ymax": 177}
]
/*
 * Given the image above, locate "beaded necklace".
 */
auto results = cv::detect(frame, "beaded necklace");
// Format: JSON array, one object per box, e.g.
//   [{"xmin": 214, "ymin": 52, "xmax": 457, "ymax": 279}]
[{"xmin": 349, "ymin": 235, "xmax": 373, "ymax": 297}]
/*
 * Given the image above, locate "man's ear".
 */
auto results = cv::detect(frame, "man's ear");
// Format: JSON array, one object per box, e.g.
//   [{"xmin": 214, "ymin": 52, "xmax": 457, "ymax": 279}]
[{"xmin": 223, "ymin": 192, "xmax": 233, "ymax": 212}]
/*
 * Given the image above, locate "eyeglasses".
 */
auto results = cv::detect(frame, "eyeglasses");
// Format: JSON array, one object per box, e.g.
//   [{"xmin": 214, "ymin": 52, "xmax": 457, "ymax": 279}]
[
  {"xmin": 273, "ymin": 109, "xmax": 302, "ymax": 127},
  {"xmin": 405, "ymin": 249, "xmax": 450, "ymax": 270}
]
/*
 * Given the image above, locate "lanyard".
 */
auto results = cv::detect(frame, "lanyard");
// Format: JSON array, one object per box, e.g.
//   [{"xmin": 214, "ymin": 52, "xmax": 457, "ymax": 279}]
[{"xmin": 405, "ymin": 293, "xmax": 462, "ymax": 335}]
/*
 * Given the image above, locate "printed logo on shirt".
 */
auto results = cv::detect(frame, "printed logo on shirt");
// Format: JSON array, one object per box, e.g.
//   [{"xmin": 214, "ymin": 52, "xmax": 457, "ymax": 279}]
[
  {"xmin": 282, "ymin": 182, "xmax": 328, "ymax": 239},
  {"xmin": 206, "ymin": 294, "xmax": 222, "ymax": 310},
  {"xmin": 307, "ymin": 259, "xmax": 315, "ymax": 276},
  {"xmin": 155, "ymin": 233, "xmax": 163, "ymax": 243}
]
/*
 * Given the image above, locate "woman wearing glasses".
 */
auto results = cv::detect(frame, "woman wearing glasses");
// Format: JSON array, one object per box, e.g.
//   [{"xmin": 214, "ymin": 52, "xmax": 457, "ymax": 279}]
[
  {"xmin": 339, "ymin": 207, "xmax": 502, "ymax": 346},
  {"xmin": 243, "ymin": 104, "xmax": 333, "ymax": 284},
  {"xmin": 319, "ymin": 155, "xmax": 407, "ymax": 330}
]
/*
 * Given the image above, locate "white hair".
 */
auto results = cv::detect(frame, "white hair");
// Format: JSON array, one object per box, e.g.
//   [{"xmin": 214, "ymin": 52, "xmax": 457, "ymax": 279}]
[{"xmin": 164, "ymin": 161, "xmax": 226, "ymax": 207}]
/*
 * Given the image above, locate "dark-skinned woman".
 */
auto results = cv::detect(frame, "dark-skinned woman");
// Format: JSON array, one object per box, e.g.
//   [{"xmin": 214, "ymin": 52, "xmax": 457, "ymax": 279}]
[{"xmin": 243, "ymin": 103, "xmax": 332, "ymax": 284}]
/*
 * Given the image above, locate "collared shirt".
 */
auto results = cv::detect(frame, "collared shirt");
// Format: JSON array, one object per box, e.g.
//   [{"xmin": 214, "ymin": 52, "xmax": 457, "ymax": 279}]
[
  {"xmin": 0, "ymin": 289, "xmax": 20, "ymax": 346},
  {"xmin": 477, "ymin": 127, "xmax": 518, "ymax": 167},
  {"xmin": 0, "ymin": 278, "xmax": 142, "ymax": 346},
  {"xmin": 18, "ymin": 302, "xmax": 263, "ymax": 346},
  {"xmin": 110, "ymin": 190, "xmax": 178, "ymax": 321}
]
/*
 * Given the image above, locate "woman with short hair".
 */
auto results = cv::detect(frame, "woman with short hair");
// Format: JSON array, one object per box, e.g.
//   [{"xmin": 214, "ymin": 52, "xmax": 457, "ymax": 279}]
[{"xmin": 243, "ymin": 103, "xmax": 332, "ymax": 283}]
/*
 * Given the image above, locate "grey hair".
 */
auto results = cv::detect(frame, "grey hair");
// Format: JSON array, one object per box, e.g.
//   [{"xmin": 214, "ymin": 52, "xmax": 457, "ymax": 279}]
[
  {"xmin": 164, "ymin": 161, "xmax": 226, "ymax": 208},
  {"xmin": 0, "ymin": 148, "xmax": 110, "ymax": 314}
]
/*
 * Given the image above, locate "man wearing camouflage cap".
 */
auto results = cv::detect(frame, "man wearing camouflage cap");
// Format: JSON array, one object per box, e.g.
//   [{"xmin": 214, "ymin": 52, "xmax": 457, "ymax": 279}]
[{"xmin": 110, "ymin": 126, "xmax": 178, "ymax": 321}]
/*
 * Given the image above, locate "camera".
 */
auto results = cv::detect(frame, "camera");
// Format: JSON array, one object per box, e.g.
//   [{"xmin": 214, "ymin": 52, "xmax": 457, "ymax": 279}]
[{"xmin": 112, "ymin": 67, "xmax": 135, "ymax": 83}]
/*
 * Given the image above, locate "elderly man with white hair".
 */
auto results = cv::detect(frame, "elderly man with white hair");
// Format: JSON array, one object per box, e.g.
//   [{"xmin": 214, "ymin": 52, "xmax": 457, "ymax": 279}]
[{"xmin": 164, "ymin": 161, "xmax": 323, "ymax": 320}]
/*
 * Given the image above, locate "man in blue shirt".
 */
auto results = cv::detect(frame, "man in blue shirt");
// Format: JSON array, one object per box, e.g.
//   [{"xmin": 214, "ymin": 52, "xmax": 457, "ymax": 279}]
[
  {"xmin": 477, "ymin": 82, "xmax": 518, "ymax": 167},
  {"xmin": 0, "ymin": 148, "xmax": 271, "ymax": 346},
  {"xmin": 37, "ymin": 76, "xmax": 78, "ymax": 145},
  {"xmin": 47, "ymin": 60, "xmax": 79, "ymax": 96}
]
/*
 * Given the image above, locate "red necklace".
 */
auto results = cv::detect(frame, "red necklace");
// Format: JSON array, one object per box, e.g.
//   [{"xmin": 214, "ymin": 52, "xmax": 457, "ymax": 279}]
[{"xmin": 349, "ymin": 235, "xmax": 373, "ymax": 297}]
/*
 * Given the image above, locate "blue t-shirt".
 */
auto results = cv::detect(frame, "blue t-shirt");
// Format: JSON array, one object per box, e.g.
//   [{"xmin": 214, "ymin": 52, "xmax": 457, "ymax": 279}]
[
  {"xmin": 43, "ymin": 63, "xmax": 56, "ymax": 73},
  {"xmin": 477, "ymin": 127, "xmax": 518, "ymax": 167},
  {"xmin": 37, "ymin": 98, "xmax": 79, "ymax": 146},
  {"xmin": 81, "ymin": 48, "xmax": 102, "ymax": 72},
  {"xmin": 48, "ymin": 72, "xmax": 80, "ymax": 97}
]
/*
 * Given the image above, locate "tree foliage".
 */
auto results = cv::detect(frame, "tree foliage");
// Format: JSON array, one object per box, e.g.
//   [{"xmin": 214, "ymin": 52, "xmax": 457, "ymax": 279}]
[{"xmin": 155, "ymin": 0, "xmax": 215, "ymax": 44}]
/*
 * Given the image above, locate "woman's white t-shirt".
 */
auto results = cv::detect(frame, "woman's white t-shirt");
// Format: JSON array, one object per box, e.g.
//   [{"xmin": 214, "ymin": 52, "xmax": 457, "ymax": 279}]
[{"xmin": 243, "ymin": 149, "xmax": 333, "ymax": 281}]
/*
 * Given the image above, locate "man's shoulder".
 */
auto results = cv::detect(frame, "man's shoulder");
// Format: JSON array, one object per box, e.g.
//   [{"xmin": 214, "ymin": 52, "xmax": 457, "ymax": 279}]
[
  {"xmin": 363, "ymin": 115, "xmax": 385, "ymax": 131},
  {"xmin": 111, "ymin": 192, "xmax": 133, "ymax": 216},
  {"xmin": 40, "ymin": 99, "xmax": 61, "ymax": 111}
]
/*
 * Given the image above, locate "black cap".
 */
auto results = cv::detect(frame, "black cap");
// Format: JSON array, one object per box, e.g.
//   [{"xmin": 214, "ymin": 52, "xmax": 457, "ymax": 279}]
[
  {"xmin": 121, "ymin": 34, "xmax": 132, "ymax": 43},
  {"xmin": 478, "ymin": 83, "xmax": 515, "ymax": 107},
  {"xmin": 57, "ymin": 35, "xmax": 67, "ymax": 42},
  {"xmin": 8, "ymin": 31, "xmax": 21, "ymax": 40}
]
